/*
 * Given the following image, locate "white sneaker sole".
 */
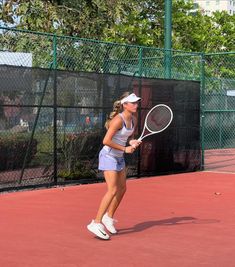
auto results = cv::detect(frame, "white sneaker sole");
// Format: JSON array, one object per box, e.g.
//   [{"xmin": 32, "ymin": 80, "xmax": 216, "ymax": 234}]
[
  {"xmin": 87, "ymin": 224, "xmax": 110, "ymax": 240},
  {"xmin": 102, "ymin": 224, "xmax": 117, "ymax": 234}
]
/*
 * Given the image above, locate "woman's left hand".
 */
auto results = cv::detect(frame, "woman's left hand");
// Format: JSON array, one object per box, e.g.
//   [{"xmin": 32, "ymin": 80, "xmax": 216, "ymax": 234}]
[{"xmin": 129, "ymin": 139, "xmax": 142, "ymax": 149}]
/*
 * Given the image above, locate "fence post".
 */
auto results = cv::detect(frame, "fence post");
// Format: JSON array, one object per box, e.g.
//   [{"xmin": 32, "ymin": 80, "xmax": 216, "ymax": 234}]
[
  {"xmin": 53, "ymin": 34, "xmax": 57, "ymax": 69},
  {"xmin": 200, "ymin": 53, "xmax": 205, "ymax": 170},
  {"xmin": 138, "ymin": 47, "xmax": 143, "ymax": 77},
  {"xmin": 53, "ymin": 34, "xmax": 58, "ymax": 184},
  {"xmin": 137, "ymin": 47, "xmax": 143, "ymax": 177},
  {"xmin": 164, "ymin": 0, "xmax": 172, "ymax": 79}
]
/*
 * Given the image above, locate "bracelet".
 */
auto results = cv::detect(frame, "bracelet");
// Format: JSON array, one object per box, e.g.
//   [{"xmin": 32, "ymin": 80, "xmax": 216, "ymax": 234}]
[{"xmin": 124, "ymin": 147, "xmax": 126, "ymax": 153}]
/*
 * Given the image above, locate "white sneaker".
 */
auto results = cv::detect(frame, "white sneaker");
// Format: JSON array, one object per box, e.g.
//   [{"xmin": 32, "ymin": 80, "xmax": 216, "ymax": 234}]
[
  {"xmin": 87, "ymin": 220, "xmax": 110, "ymax": 240},
  {"xmin": 102, "ymin": 213, "xmax": 117, "ymax": 234}
]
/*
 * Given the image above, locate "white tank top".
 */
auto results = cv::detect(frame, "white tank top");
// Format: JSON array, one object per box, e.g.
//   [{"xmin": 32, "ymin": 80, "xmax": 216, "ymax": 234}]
[{"xmin": 103, "ymin": 113, "xmax": 134, "ymax": 157}]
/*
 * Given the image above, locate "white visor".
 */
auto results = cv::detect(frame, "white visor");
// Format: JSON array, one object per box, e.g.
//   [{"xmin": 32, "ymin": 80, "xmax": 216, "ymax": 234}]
[{"xmin": 120, "ymin": 93, "xmax": 141, "ymax": 104}]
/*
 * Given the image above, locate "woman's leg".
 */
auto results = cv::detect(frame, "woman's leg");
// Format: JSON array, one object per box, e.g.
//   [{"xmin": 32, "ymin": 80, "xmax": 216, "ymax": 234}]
[
  {"xmin": 107, "ymin": 168, "xmax": 127, "ymax": 218},
  {"xmin": 94, "ymin": 170, "xmax": 119, "ymax": 223}
]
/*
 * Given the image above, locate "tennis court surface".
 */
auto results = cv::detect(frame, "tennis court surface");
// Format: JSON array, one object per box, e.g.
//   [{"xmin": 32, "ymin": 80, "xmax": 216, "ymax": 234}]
[
  {"xmin": 1, "ymin": 171, "xmax": 235, "ymax": 267},
  {"xmin": 205, "ymin": 148, "xmax": 235, "ymax": 173}
]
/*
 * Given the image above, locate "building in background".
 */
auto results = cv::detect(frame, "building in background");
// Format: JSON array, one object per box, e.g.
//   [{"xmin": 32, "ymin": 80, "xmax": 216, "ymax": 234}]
[{"xmin": 192, "ymin": 0, "xmax": 235, "ymax": 15}]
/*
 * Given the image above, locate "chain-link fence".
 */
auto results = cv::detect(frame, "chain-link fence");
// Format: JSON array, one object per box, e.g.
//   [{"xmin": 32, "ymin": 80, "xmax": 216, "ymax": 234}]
[
  {"xmin": 200, "ymin": 52, "xmax": 235, "ymax": 171},
  {"xmin": 0, "ymin": 27, "xmax": 202, "ymax": 78},
  {"xmin": 0, "ymin": 26, "xmax": 235, "ymax": 190},
  {"xmin": 202, "ymin": 53, "xmax": 235, "ymax": 149},
  {"xmin": 0, "ymin": 64, "xmax": 201, "ymax": 191}
]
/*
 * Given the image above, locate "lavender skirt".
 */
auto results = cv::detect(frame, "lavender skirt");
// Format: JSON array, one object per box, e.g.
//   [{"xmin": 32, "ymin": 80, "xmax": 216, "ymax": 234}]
[{"xmin": 98, "ymin": 148, "xmax": 125, "ymax": 171}]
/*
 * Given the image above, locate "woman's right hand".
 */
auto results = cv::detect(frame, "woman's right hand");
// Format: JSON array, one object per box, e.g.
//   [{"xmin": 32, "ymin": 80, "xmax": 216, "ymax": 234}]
[
  {"xmin": 129, "ymin": 139, "xmax": 142, "ymax": 148},
  {"xmin": 125, "ymin": 146, "xmax": 136, "ymax": 154}
]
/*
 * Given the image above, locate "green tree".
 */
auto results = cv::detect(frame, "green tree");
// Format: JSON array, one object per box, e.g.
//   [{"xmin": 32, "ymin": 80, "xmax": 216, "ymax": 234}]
[
  {"xmin": 0, "ymin": 0, "xmax": 130, "ymax": 37},
  {"xmin": 103, "ymin": 0, "xmax": 235, "ymax": 52},
  {"xmin": 103, "ymin": 0, "xmax": 165, "ymax": 47},
  {"xmin": 0, "ymin": 0, "xmax": 234, "ymax": 52},
  {"xmin": 209, "ymin": 11, "xmax": 235, "ymax": 52}
]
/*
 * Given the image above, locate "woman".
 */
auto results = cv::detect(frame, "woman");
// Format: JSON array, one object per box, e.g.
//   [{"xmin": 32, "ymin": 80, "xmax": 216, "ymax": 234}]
[{"xmin": 87, "ymin": 92, "xmax": 142, "ymax": 240}]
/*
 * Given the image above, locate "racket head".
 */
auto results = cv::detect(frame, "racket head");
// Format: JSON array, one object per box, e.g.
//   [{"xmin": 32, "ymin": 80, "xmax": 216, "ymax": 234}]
[{"xmin": 144, "ymin": 104, "xmax": 173, "ymax": 134}]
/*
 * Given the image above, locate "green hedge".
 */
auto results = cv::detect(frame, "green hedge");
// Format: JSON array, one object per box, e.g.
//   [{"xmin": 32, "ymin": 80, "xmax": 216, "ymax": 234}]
[
  {"xmin": 58, "ymin": 131, "xmax": 102, "ymax": 180},
  {"xmin": 0, "ymin": 135, "xmax": 37, "ymax": 171}
]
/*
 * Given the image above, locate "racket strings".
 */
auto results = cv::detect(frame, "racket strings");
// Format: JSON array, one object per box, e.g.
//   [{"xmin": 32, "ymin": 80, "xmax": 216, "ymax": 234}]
[{"xmin": 146, "ymin": 106, "xmax": 172, "ymax": 132}]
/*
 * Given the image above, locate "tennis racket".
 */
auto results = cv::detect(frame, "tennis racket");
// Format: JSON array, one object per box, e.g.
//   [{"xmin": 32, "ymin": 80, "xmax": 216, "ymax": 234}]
[{"xmin": 138, "ymin": 104, "xmax": 173, "ymax": 141}]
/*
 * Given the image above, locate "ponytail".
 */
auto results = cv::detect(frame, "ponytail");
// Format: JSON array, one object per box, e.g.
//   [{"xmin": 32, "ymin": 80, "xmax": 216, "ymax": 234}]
[
  {"xmin": 104, "ymin": 100, "xmax": 122, "ymax": 129},
  {"xmin": 104, "ymin": 91, "xmax": 130, "ymax": 129}
]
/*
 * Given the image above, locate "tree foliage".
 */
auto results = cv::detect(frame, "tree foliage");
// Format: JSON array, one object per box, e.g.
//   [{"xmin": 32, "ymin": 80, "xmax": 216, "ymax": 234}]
[
  {"xmin": 0, "ymin": 0, "xmax": 234, "ymax": 52},
  {"xmin": 0, "ymin": 0, "xmax": 130, "ymax": 37}
]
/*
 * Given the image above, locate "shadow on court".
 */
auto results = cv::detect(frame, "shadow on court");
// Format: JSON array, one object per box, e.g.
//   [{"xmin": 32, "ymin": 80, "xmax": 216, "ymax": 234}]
[{"xmin": 118, "ymin": 216, "xmax": 221, "ymax": 235}]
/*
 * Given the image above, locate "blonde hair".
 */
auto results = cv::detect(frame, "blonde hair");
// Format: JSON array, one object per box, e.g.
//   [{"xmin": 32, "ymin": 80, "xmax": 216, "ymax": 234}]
[{"xmin": 104, "ymin": 91, "xmax": 130, "ymax": 129}]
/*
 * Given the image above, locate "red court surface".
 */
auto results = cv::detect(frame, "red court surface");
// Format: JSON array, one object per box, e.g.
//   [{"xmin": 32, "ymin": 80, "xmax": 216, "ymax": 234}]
[
  {"xmin": 0, "ymin": 171, "xmax": 235, "ymax": 267},
  {"xmin": 205, "ymin": 148, "xmax": 235, "ymax": 173}
]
